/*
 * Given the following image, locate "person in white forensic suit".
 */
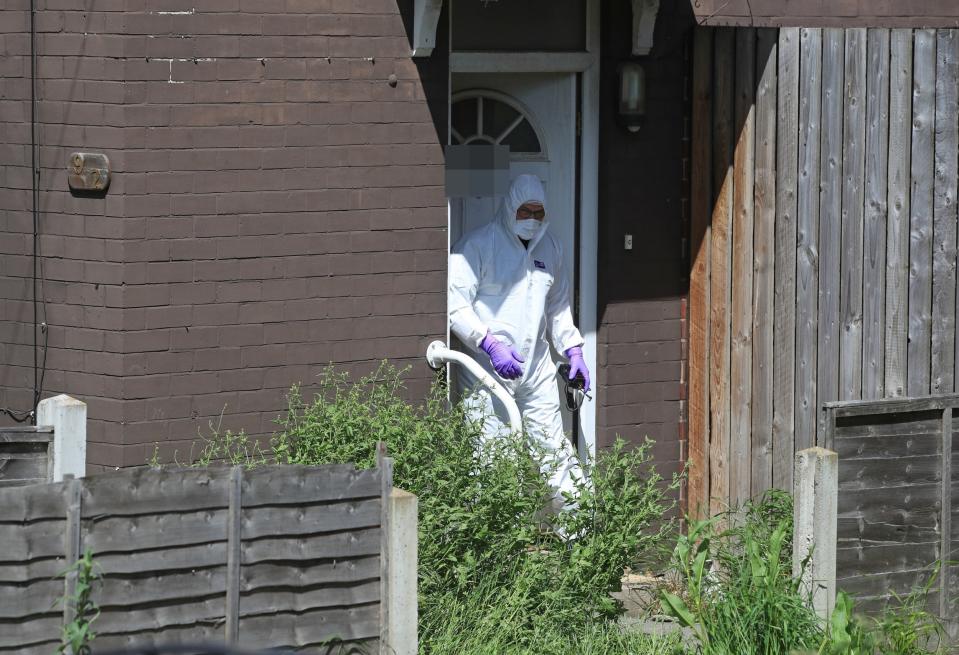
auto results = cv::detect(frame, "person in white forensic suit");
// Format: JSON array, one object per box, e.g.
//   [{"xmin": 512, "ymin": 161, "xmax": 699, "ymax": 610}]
[{"xmin": 448, "ymin": 174, "xmax": 591, "ymax": 510}]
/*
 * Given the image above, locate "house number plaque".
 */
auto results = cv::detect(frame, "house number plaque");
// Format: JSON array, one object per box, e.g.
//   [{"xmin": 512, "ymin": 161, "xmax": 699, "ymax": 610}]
[{"xmin": 67, "ymin": 152, "xmax": 110, "ymax": 192}]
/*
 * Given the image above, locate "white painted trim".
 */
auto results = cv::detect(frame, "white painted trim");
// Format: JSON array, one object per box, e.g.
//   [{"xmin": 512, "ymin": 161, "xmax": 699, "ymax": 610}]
[
  {"xmin": 578, "ymin": 0, "xmax": 600, "ymax": 462},
  {"xmin": 412, "ymin": 0, "xmax": 444, "ymax": 57},
  {"xmin": 450, "ymin": 51, "xmax": 595, "ymax": 74},
  {"xmin": 632, "ymin": 0, "xmax": 660, "ymax": 56}
]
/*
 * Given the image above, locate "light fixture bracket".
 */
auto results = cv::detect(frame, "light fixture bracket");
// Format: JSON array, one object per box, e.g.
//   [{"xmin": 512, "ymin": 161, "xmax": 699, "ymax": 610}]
[{"xmin": 631, "ymin": 0, "xmax": 659, "ymax": 56}]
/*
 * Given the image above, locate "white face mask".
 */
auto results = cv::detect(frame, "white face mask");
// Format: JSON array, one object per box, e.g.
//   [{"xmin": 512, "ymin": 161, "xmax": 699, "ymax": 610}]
[{"xmin": 513, "ymin": 219, "xmax": 542, "ymax": 241}]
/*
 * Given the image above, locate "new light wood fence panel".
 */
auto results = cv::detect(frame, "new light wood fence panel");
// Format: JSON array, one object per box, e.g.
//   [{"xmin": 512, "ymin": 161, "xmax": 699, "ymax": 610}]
[
  {"xmin": 0, "ymin": 463, "xmax": 390, "ymax": 654},
  {"xmin": 689, "ymin": 27, "xmax": 959, "ymax": 514}
]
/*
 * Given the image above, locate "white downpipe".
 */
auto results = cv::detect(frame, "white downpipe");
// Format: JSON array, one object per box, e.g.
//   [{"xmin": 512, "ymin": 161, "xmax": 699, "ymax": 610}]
[{"xmin": 426, "ymin": 340, "xmax": 523, "ymax": 434}]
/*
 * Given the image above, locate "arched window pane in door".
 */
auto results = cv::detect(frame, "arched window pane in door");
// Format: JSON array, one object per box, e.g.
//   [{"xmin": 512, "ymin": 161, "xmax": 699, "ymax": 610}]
[{"xmin": 451, "ymin": 94, "xmax": 543, "ymax": 155}]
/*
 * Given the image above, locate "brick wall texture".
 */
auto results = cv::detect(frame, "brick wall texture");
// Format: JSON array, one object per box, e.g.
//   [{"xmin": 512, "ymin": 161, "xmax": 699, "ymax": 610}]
[
  {"xmin": 693, "ymin": 0, "xmax": 959, "ymax": 27},
  {"xmin": 598, "ymin": 0, "xmax": 692, "ymax": 498},
  {"xmin": 1, "ymin": 0, "xmax": 449, "ymax": 472}
]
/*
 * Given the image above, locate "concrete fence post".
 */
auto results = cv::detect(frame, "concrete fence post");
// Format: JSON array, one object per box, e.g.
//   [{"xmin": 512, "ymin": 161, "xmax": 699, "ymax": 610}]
[
  {"xmin": 793, "ymin": 446, "xmax": 838, "ymax": 621},
  {"xmin": 37, "ymin": 395, "xmax": 86, "ymax": 481},
  {"xmin": 386, "ymin": 488, "xmax": 418, "ymax": 655}
]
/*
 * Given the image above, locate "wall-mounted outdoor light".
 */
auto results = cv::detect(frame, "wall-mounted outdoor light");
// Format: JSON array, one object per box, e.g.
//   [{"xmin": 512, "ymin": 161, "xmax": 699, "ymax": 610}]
[{"xmin": 618, "ymin": 62, "xmax": 646, "ymax": 133}]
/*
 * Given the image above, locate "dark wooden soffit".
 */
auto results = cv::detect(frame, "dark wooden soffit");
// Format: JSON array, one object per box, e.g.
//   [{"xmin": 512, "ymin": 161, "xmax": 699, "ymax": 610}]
[{"xmin": 691, "ymin": 0, "xmax": 959, "ymax": 28}]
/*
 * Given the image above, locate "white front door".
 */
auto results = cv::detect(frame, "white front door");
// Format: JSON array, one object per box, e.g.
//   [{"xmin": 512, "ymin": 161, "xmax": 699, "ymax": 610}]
[{"xmin": 449, "ymin": 73, "xmax": 586, "ymax": 447}]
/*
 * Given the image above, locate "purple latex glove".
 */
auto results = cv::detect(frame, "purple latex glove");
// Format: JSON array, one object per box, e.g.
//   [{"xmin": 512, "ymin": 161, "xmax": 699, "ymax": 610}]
[
  {"xmin": 565, "ymin": 346, "xmax": 591, "ymax": 392},
  {"xmin": 480, "ymin": 332, "xmax": 525, "ymax": 380}
]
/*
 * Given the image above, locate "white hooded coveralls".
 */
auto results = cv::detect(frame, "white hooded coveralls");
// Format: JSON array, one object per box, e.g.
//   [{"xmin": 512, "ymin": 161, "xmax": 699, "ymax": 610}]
[{"xmin": 448, "ymin": 174, "xmax": 585, "ymax": 504}]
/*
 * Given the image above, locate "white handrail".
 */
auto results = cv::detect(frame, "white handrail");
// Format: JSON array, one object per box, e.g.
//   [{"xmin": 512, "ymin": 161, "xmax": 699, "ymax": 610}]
[{"xmin": 426, "ymin": 340, "xmax": 523, "ymax": 434}]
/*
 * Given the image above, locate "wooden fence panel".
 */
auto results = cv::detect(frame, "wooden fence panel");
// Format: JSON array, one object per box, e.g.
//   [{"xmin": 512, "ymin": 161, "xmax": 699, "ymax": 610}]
[
  {"xmin": 688, "ymin": 27, "xmax": 713, "ymax": 518},
  {"xmin": 817, "ymin": 28, "xmax": 844, "ymax": 443},
  {"xmin": 908, "ymin": 29, "xmax": 937, "ymax": 397},
  {"xmin": 885, "ymin": 29, "xmax": 913, "ymax": 399},
  {"xmin": 823, "ymin": 395, "xmax": 959, "ymax": 623},
  {"xmin": 862, "ymin": 28, "xmax": 890, "ymax": 401},
  {"xmin": 693, "ymin": 25, "xmax": 959, "ymax": 521},
  {"xmin": 933, "ymin": 30, "xmax": 959, "ymax": 395},
  {"xmin": 839, "ymin": 28, "xmax": 866, "ymax": 402},
  {"xmin": 752, "ymin": 27, "xmax": 777, "ymax": 496},
  {"xmin": 773, "ymin": 26, "xmax": 800, "ymax": 490},
  {"xmin": 0, "ymin": 462, "xmax": 396, "ymax": 653},
  {"xmin": 709, "ymin": 27, "xmax": 735, "ymax": 516},
  {"xmin": 795, "ymin": 27, "xmax": 823, "ymax": 455},
  {"xmin": 731, "ymin": 27, "xmax": 757, "ymax": 509}
]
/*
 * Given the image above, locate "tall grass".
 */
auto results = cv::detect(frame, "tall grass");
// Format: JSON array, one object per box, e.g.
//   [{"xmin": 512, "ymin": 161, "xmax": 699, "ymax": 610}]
[
  {"xmin": 269, "ymin": 364, "xmax": 679, "ymax": 654},
  {"xmin": 188, "ymin": 364, "xmax": 949, "ymax": 654}
]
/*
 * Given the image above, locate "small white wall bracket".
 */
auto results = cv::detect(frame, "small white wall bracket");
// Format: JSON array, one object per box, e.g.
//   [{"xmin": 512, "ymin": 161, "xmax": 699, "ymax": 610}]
[
  {"xmin": 413, "ymin": 0, "xmax": 444, "ymax": 57},
  {"xmin": 631, "ymin": 0, "xmax": 659, "ymax": 56}
]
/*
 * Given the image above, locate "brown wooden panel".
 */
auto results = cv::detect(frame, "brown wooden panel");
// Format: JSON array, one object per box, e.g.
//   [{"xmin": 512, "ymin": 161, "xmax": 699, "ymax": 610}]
[
  {"xmin": 908, "ymin": 29, "xmax": 937, "ymax": 397},
  {"xmin": 795, "ymin": 27, "xmax": 823, "ymax": 451},
  {"xmin": 773, "ymin": 27, "xmax": 800, "ymax": 490},
  {"xmin": 0, "ymin": 615, "xmax": 63, "ymax": 650},
  {"xmin": 862, "ymin": 29, "xmax": 891, "ymax": 400},
  {"xmin": 839, "ymin": 28, "xmax": 866, "ymax": 402},
  {"xmin": 817, "ymin": 28, "xmax": 844, "ymax": 444},
  {"xmin": 709, "ymin": 27, "xmax": 736, "ymax": 517},
  {"xmin": 752, "ymin": 28, "xmax": 777, "ymax": 498},
  {"xmin": 81, "ymin": 509, "xmax": 230, "ymax": 554},
  {"xmin": 689, "ymin": 27, "xmax": 714, "ymax": 518},
  {"xmin": 239, "ymin": 604, "xmax": 380, "ymax": 649},
  {"xmin": 933, "ymin": 30, "xmax": 959, "ymax": 395},
  {"xmin": 838, "ymin": 455, "xmax": 942, "ymax": 490},
  {"xmin": 240, "ymin": 556, "xmax": 380, "ymax": 592},
  {"xmin": 837, "ymin": 542, "xmax": 939, "ymax": 578},
  {"xmin": 242, "ymin": 527, "xmax": 382, "ymax": 564},
  {"xmin": 731, "ymin": 27, "xmax": 756, "ymax": 509},
  {"xmin": 0, "ymin": 518, "xmax": 67, "ymax": 562},
  {"xmin": 885, "ymin": 29, "xmax": 913, "ymax": 398}
]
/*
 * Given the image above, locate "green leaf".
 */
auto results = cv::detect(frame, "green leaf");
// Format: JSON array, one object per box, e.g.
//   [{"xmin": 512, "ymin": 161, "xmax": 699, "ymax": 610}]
[{"xmin": 660, "ymin": 591, "xmax": 697, "ymax": 628}]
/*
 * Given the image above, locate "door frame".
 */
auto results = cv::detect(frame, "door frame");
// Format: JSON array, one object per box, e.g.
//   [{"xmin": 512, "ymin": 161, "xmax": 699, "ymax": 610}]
[{"xmin": 445, "ymin": 0, "xmax": 601, "ymax": 461}]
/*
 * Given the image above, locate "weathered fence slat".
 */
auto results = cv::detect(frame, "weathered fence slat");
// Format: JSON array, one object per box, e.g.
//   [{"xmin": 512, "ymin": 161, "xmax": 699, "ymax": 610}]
[
  {"xmin": 731, "ymin": 26, "xmax": 756, "ymax": 509},
  {"xmin": 862, "ymin": 28, "xmax": 890, "ymax": 400},
  {"xmin": 239, "ymin": 605, "xmax": 381, "ymax": 650},
  {"xmin": 885, "ymin": 28, "xmax": 913, "ymax": 398},
  {"xmin": 773, "ymin": 26, "xmax": 800, "ymax": 490},
  {"xmin": 908, "ymin": 29, "xmax": 937, "ymax": 397},
  {"xmin": 240, "ymin": 556, "xmax": 380, "ymax": 592},
  {"xmin": 817, "ymin": 27, "xmax": 844, "ymax": 443},
  {"xmin": 63, "ymin": 476, "xmax": 81, "ymax": 627},
  {"xmin": 795, "ymin": 26, "xmax": 823, "ymax": 453},
  {"xmin": 941, "ymin": 407, "xmax": 953, "ymax": 619},
  {"xmin": 689, "ymin": 26, "xmax": 713, "ymax": 517},
  {"xmin": 0, "ymin": 518, "xmax": 71, "ymax": 562},
  {"xmin": 752, "ymin": 27, "xmax": 777, "ymax": 497},
  {"xmin": 933, "ymin": 30, "xmax": 959, "ymax": 395},
  {"xmin": 709, "ymin": 27, "xmax": 735, "ymax": 516},
  {"xmin": 839, "ymin": 28, "xmax": 866, "ymax": 402},
  {"xmin": 226, "ymin": 465, "xmax": 242, "ymax": 644},
  {"xmin": 378, "ymin": 443, "xmax": 394, "ymax": 655}
]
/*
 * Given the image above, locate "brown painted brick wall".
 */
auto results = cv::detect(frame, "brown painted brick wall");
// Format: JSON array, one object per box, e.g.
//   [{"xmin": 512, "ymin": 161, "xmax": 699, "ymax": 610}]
[
  {"xmin": 598, "ymin": 1, "xmax": 693, "ymax": 501},
  {"xmin": 1, "ymin": 0, "xmax": 449, "ymax": 472},
  {"xmin": 1, "ymin": 0, "xmax": 130, "ymax": 466}
]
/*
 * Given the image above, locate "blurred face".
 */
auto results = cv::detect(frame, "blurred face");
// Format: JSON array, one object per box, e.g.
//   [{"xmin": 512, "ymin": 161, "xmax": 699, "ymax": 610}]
[{"xmin": 516, "ymin": 202, "xmax": 545, "ymax": 221}]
